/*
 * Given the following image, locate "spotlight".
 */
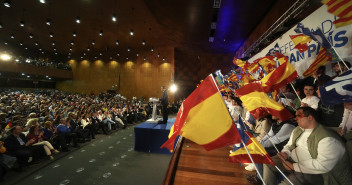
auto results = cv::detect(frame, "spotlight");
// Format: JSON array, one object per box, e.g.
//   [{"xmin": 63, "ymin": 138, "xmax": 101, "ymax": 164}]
[
  {"xmin": 143, "ymin": 57, "xmax": 146, "ymax": 61},
  {"xmin": 142, "ymin": 40, "xmax": 146, "ymax": 45},
  {"xmin": 76, "ymin": 16, "xmax": 80, "ymax": 24},
  {"xmin": 22, "ymin": 73, "xmax": 25, "ymax": 76},
  {"xmin": 52, "ymin": 41, "xmax": 55, "ymax": 46},
  {"xmin": 39, "ymin": 0, "xmax": 46, "ymax": 3},
  {"xmin": 35, "ymin": 42, "xmax": 38, "ymax": 46},
  {"xmin": 136, "ymin": 53, "xmax": 139, "ymax": 56},
  {"xmin": 55, "ymin": 52, "xmax": 58, "ymax": 55},
  {"xmin": 69, "ymin": 47, "xmax": 72, "ymax": 51},
  {"xmin": 99, "ymin": 53, "xmax": 102, "ymax": 56},
  {"xmin": 0, "ymin": 53, "xmax": 12, "ymax": 61},
  {"xmin": 87, "ymin": 47, "xmax": 90, "ymax": 51},
  {"xmin": 49, "ymin": 32, "xmax": 54, "ymax": 37},
  {"xmin": 130, "ymin": 29, "xmax": 134, "ymax": 36},
  {"xmin": 99, "ymin": 30, "xmax": 103, "ymax": 36},
  {"xmin": 92, "ymin": 40, "xmax": 95, "ymax": 45},
  {"xmin": 127, "ymin": 48, "xmax": 130, "ymax": 52},
  {"xmin": 19, "ymin": 42, "xmax": 23, "ymax": 46},
  {"xmin": 29, "ymin": 33, "xmax": 33, "ymax": 39},
  {"xmin": 19, "ymin": 21, "xmax": 25, "ymax": 27},
  {"xmin": 162, "ymin": 57, "xmax": 165, "ymax": 61},
  {"xmin": 73, "ymin": 32, "xmax": 77, "ymax": 37},
  {"xmin": 170, "ymin": 84, "xmax": 177, "ymax": 93},
  {"xmin": 53, "ymin": 48, "xmax": 57, "ymax": 51},
  {"xmin": 71, "ymin": 41, "xmax": 74, "ymax": 45},
  {"xmin": 4, "ymin": 0, "xmax": 11, "ymax": 8},
  {"xmin": 151, "ymin": 47, "xmax": 154, "ymax": 52},
  {"xmin": 10, "ymin": 35, "xmax": 14, "ymax": 39},
  {"xmin": 157, "ymin": 53, "xmax": 160, "ymax": 57},
  {"xmin": 115, "ymin": 40, "xmax": 119, "ymax": 45},
  {"xmin": 117, "ymin": 53, "xmax": 120, "ymax": 56}
]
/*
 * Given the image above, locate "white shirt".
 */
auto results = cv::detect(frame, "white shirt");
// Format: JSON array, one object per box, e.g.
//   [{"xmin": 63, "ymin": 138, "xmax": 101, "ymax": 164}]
[
  {"xmin": 301, "ymin": 96, "xmax": 320, "ymax": 110},
  {"xmin": 282, "ymin": 127, "xmax": 345, "ymax": 174},
  {"xmin": 260, "ymin": 123, "xmax": 295, "ymax": 148},
  {"xmin": 339, "ymin": 108, "xmax": 352, "ymax": 131}
]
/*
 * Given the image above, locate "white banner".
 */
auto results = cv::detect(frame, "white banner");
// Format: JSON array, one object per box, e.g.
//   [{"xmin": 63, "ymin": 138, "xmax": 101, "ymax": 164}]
[{"xmin": 248, "ymin": 6, "xmax": 352, "ymax": 77}]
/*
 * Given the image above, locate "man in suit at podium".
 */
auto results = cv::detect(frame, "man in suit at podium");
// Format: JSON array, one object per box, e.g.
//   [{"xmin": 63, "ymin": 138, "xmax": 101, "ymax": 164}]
[{"xmin": 160, "ymin": 86, "xmax": 168, "ymax": 124}]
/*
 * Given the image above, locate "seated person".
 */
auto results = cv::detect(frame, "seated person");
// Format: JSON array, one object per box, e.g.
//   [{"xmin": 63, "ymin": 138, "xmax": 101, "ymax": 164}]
[
  {"xmin": 4, "ymin": 126, "xmax": 44, "ymax": 167},
  {"xmin": 27, "ymin": 125, "xmax": 59, "ymax": 160},
  {"xmin": 263, "ymin": 107, "xmax": 352, "ymax": 185},
  {"xmin": 301, "ymin": 84, "xmax": 320, "ymax": 110}
]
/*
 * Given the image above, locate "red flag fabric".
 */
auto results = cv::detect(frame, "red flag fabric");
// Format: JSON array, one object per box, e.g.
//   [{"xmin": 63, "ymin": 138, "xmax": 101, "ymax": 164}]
[{"xmin": 161, "ymin": 75, "xmax": 241, "ymax": 151}]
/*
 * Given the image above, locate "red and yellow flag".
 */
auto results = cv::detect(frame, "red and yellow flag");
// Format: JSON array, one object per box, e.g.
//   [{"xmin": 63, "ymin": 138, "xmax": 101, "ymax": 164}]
[
  {"xmin": 322, "ymin": 0, "xmax": 352, "ymax": 28},
  {"xmin": 161, "ymin": 75, "xmax": 241, "ymax": 151},
  {"xmin": 303, "ymin": 47, "xmax": 332, "ymax": 78},
  {"xmin": 235, "ymin": 82, "xmax": 293, "ymax": 121},
  {"xmin": 253, "ymin": 56, "xmax": 276, "ymax": 74},
  {"xmin": 289, "ymin": 34, "xmax": 312, "ymax": 53},
  {"xmin": 260, "ymin": 60, "xmax": 298, "ymax": 93},
  {"xmin": 229, "ymin": 118, "xmax": 274, "ymax": 165},
  {"xmin": 233, "ymin": 58, "xmax": 247, "ymax": 68}
]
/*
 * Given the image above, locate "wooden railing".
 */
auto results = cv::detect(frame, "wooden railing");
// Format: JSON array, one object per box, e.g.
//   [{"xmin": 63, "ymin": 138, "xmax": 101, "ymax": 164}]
[{"xmin": 162, "ymin": 136, "xmax": 184, "ymax": 185}]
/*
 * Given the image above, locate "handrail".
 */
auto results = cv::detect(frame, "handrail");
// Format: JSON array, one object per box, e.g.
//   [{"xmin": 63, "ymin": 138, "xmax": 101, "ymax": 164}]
[{"xmin": 162, "ymin": 136, "xmax": 184, "ymax": 185}]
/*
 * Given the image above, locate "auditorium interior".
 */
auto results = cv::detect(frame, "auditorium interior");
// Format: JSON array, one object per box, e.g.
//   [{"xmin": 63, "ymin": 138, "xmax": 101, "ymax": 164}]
[{"xmin": 1, "ymin": 0, "xmax": 347, "ymax": 185}]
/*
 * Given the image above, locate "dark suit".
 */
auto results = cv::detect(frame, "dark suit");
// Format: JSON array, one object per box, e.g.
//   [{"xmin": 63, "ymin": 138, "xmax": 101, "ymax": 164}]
[
  {"xmin": 160, "ymin": 90, "xmax": 168, "ymax": 123},
  {"xmin": 4, "ymin": 134, "xmax": 43, "ymax": 166}
]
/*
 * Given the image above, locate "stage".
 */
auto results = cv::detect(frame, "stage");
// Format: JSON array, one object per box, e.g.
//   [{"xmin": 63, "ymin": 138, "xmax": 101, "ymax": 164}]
[{"xmin": 134, "ymin": 118, "xmax": 176, "ymax": 154}]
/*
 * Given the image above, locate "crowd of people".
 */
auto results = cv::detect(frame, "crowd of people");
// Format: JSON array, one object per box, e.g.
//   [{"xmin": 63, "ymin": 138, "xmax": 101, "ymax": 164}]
[
  {"xmin": 224, "ymin": 61, "xmax": 352, "ymax": 185},
  {"xmin": 0, "ymin": 89, "xmax": 180, "ymax": 181}
]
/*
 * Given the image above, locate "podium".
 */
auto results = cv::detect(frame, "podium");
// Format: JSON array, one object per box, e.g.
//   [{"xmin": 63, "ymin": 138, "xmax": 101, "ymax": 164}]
[{"xmin": 146, "ymin": 97, "xmax": 162, "ymax": 123}]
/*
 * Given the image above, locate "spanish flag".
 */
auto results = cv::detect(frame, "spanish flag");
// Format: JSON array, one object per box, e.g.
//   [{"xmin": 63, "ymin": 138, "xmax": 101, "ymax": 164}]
[
  {"xmin": 235, "ymin": 82, "xmax": 293, "ymax": 121},
  {"xmin": 233, "ymin": 58, "xmax": 247, "ymax": 68},
  {"xmin": 253, "ymin": 56, "xmax": 276, "ymax": 74},
  {"xmin": 229, "ymin": 118, "xmax": 274, "ymax": 165},
  {"xmin": 289, "ymin": 34, "xmax": 312, "ymax": 53},
  {"xmin": 161, "ymin": 75, "xmax": 241, "ymax": 152},
  {"xmin": 303, "ymin": 47, "xmax": 332, "ymax": 78},
  {"xmin": 260, "ymin": 60, "xmax": 298, "ymax": 93},
  {"xmin": 322, "ymin": 0, "xmax": 352, "ymax": 28}
]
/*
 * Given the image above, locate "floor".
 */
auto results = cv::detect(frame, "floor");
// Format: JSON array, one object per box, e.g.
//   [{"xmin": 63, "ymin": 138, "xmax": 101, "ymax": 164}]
[{"xmin": 2, "ymin": 123, "xmax": 172, "ymax": 185}]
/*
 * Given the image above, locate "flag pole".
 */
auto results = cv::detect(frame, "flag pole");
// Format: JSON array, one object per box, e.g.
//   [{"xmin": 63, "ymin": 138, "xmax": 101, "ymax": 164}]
[
  {"xmin": 211, "ymin": 74, "xmax": 267, "ymax": 185},
  {"xmin": 290, "ymin": 82, "xmax": 301, "ymax": 102},
  {"xmin": 240, "ymin": 138, "xmax": 267, "ymax": 185}
]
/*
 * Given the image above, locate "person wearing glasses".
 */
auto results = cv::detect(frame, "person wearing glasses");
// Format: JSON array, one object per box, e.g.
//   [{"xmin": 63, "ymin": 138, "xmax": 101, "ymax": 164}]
[{"xmin": 262, "ymin": 107, "xmax": 352, "ymax": 185}]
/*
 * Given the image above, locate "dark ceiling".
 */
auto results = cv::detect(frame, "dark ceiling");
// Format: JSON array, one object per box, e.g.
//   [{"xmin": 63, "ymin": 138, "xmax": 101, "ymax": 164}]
[{"xmin": 0, "ymin": 0, "xmax": 277, "ymax": 63}]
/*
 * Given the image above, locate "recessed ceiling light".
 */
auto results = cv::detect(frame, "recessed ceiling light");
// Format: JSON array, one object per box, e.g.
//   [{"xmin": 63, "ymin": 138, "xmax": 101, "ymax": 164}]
[
  {"xmin": 112, "ymin": 14, "xmax": 117, "ymax": 22},
  {"xmin": 0, "ymin": 23, "xmax": 3, "ymax": 28},
  {"xmin": 68, "ymin": 53, "xmax": 71, "ymax": 55},
  {"xmin": 55, "ymin": 52, "xmax": 58, "ymax": 55},
  {"xmin": 73, "ymin": 32, "xmax": 77, "ymax": 37},
  {"xmin": 127, "ymin": 48, "xmax": 130, "ymax": 52},
  {"xmin": 52, "ymin": 41, "xmax": 55, "ymax": 46},
  {"xmin": 76, "ymin": 16, "xmax": 81, "ymax": 24},
  {"xmin": 46, "ymin": 18, "xmax": 51, "ymax": 25},
  {"xmin": 4, "ymin": 0, "xmax": 11, "ymax": 8},
  {"xmin": 49, "ymin": 33, "xmax": 54, "ymax": 37},
  {"xmin": 35, "ymin": 42, "xmax": 38, "ymax": 46},
  {"xmin": 157, "ymin": 53, "xmax": 160, "ymax": 57},
  {"xmin": 71, "ymin": 41, "xmax": 74, "ymax": 45},
  {"xmin": 53, "ymin": 48, "xmax": 57, "ymax": 51},
  {"xmin": 115, "ymin": 40, "xmax": 119, "ymax": 45},
  {"xmin": 83, "ymin": 53, "xmax": 86, "ymax": 56},
  {"xmin": 19, "ymin": 21, "xmax": 25, "ymax": 27},
  {"xmin": 39, "ymin": 48, "xmax": 42, "ymax": 51},
  {"xmin": 29, "ymin": 33, "xmax": 33, "ymax": 39},
  {"xmin": 4, "ymin": 42, "xmax": 8, "ymax": 45},
  {"xmin": 92, "ymin": 40, "xmax": 95, "ymax": 45},
  {"xmin": 99, "ymin": 53, "xmax": 102, "ymax": 56},
  {"xmin": 142, "ymin": 40, "xmax": 146, "ymax": 45},
  {"xmin": 10, "ymin": 35, "xmax": 14, "ymax": 39},
  {"xmin": 99, "ymin": 30, "xmax": 103, "ymax": 36},
  {"xmin": 136, "ymin": 53, "xmax": 139, "ymax": 56},
  {"xmin": 87, "ymin": 47, "xmax": 90, "ymax": 51},
  {"xmin": 69, "ymin": 47, "xmax": 72, "ymax": 51},
  {"xmin": 117, "ymin": 53, "xmax": 120, "ymax": 56},
  {"xmin": 130, "ymin": 29, "xmax": 134, "ymax": 36},
  {"xmin": 151, "ymin": 47, "xmax": 154, "ymax": 52},
  {"xmin": 19, "ymin": 42, "xmax": 23, "ymax": 46},
  {"xmin": 39, "ymin": 0, "xmax": 46, "ymax": 4}
]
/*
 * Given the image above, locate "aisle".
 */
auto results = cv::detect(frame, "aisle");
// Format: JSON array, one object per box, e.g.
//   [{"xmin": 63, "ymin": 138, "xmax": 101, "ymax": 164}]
[{"xmin": 8, "ymin": 125, "xmax": 171, "ymax": 185}]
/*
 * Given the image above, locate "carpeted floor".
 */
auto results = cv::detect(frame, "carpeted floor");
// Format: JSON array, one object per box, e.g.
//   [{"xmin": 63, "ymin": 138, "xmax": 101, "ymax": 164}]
[{"xmin": 2, "ymin": 122, "xmax": 172, "ymax": 185}]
